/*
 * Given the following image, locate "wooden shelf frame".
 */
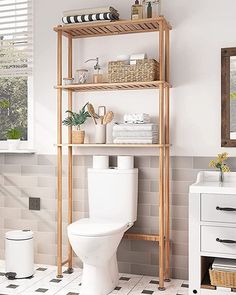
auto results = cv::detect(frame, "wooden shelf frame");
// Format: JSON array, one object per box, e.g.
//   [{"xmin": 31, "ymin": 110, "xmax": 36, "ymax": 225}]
[
  {"xmin": 124, "ymin": 233, "xmax": 160, "ymax": 242},
  {"xmin": 55, "ymin": 17, "xmax": 171, "ymax": 290},
  {"xmin": 55, "ymin": 81, "xmax": 170, "ymax": 92},
  {"xmin": 56, "ymin": 143, "xmax": 170, "ymax": 148},
  {"xmin": 54, "ymin": 17, "xmax": 172, "ymax": 39}
]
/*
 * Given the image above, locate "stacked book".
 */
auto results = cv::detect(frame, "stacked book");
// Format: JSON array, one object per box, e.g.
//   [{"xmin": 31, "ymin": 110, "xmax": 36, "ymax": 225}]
[
  {"xmin": 113, "ymin": 123, "xmax": 158, "ymax": 144},
  {"xmin": 62, "ymin": 7, "xmax": 119, "ymax": 25}
]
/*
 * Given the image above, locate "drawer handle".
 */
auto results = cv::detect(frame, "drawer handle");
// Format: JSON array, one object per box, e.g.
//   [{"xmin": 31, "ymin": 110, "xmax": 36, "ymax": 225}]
[
  {"xmin": 216, "ymin": 206, "xmax": 236, "ymax": 212},
  {"xmin": 216, "ymin": 238, "xmax": 236, "ymax": 244}
]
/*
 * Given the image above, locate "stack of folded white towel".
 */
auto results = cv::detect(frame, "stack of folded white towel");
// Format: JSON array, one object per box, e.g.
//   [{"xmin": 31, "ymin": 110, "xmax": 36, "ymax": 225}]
[
  {"xmin": 124, "ymin": 113, "xmax": 150, "ymax": 124},
  {"xmin": 113, "ymin": 123, "xmax": 158, "ymax": 144}
]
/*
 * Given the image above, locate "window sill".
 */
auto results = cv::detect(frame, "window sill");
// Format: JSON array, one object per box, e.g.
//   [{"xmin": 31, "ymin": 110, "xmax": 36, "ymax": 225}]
[{"xmin": 0, "ymin": 149, "xmax": 35, "ymax": 154}]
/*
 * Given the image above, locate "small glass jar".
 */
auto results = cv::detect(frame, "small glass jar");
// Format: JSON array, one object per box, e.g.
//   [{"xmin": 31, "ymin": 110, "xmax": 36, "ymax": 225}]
[
  {"xmin": 142, "ymin": 0, "xmax": 161, "ymax": 18},
  {"xmin": 75, "ymin": 69, "xmax": 89, "ymax": 84},
  {"xmin": 63, "ymin": 78, "xmax": 74, "ymax": 85}
]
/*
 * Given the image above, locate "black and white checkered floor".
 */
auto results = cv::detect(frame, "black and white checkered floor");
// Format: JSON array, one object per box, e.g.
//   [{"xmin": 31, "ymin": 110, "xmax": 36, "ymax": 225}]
[{"xmin": 0, "ymin": 261, "xmax": 189, "ymax": 295}]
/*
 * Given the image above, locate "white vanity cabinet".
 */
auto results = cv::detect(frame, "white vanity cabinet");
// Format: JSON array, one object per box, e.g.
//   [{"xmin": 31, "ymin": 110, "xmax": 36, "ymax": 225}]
[{"xmin": 189, "ymin": 171, "xmax": 236, "ymax": 295}]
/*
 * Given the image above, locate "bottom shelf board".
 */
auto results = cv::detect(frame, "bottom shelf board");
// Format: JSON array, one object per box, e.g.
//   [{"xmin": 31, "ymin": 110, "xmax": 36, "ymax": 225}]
[{"xmin": 0, "ymin": 149, "xmax": 35, "ymax": 154}]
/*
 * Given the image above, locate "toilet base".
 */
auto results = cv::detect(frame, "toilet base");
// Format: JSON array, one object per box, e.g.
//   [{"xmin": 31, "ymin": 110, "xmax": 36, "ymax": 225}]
[{"xmin": 80, "ymin": 254, "xmax": 119, "ymax": 295}]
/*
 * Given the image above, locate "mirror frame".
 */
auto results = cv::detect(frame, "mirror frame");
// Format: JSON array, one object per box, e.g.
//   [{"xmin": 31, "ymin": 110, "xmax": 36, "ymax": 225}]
[{"xmin": 221, "ymin": 47, "xmax": 236, "ymax": 147}]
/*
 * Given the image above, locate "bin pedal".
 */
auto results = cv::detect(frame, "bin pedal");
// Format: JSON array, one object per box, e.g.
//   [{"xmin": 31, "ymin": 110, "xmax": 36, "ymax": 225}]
[{"xmin": 5, "ymin": 272, "xmax": 16, "ymax": 280}]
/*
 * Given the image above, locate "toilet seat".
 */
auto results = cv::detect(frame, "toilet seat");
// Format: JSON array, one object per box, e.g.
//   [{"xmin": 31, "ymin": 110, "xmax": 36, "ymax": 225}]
[{"xmin": 68, "ymin": 218, "xmax": 128, "ymax": 237}]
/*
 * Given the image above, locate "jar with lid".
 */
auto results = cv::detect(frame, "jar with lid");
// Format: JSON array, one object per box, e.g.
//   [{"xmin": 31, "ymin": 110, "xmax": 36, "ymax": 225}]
[
  {"xmin": 142, "ymin": 0, "xmax": 161, "ymax": 18},
  {"xmin": 75, "ymin": 69, "xmax": 89, "ymax": 84},
  {"xmin": 63, "ymin": 77, "xmax": 74, "ymax": 85}
]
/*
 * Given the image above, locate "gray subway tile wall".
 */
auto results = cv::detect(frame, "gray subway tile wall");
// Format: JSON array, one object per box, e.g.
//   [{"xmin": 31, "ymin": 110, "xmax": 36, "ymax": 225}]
[{"xmin": 0, "ymin": 154, "xmax": 226, "ymax": 280}]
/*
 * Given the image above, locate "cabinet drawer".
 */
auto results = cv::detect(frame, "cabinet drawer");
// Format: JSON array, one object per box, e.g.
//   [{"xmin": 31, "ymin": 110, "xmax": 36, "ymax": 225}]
[
  {"xmin": 201, "ymin": 194, "xmax": 236, "ymax": 223},
  {"xmin": 201, "ymin": 226, "xmax": 236, "ymax": 255}
]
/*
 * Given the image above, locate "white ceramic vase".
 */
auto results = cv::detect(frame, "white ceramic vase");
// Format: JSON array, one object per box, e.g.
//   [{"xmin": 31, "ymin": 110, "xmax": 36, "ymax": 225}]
[
  {"xmin": 7, "ymin": 139, "xmax": 20, "ymax": 150},
  {"xmin": 95, "ymin": 125, "xmax": 106, "ymax": 144}
]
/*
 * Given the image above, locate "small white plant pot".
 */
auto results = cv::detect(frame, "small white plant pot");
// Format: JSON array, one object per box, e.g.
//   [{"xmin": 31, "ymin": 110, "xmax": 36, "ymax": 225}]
[
  {"xmin": 95, "ymin": 125, "xmax": 106, "ymax": 144},
  {"xmin": 7, "ymin": 139, "xmax": 20, "ymax": 151}
]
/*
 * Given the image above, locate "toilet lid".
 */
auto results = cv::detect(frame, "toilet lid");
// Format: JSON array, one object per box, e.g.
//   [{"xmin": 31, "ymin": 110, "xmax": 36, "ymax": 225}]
[{"xmin": 68, "ymin": 218, "xmax": 129, "ymax": 237}]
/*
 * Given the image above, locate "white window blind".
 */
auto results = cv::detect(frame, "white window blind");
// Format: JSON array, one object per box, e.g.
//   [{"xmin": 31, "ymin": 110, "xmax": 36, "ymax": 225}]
[{"xmin": 0, "ymin": 0, "xmax": 33, "ymax": 77}]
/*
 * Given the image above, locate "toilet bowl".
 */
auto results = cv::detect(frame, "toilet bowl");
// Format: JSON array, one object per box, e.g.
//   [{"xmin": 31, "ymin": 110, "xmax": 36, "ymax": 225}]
[
  {"xmin": 68, "ymin": 165, "xmax": 138, "ymax": 295},
  {"xmin": 68, "ymin": 218, "xmax": 130, "ymax": 295}
]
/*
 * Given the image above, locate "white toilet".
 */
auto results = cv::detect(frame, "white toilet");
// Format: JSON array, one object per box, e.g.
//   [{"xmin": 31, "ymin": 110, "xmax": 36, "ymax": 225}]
[{"xmin": 68, "ymin": 161, "xmax": 138, "ymax": 295}]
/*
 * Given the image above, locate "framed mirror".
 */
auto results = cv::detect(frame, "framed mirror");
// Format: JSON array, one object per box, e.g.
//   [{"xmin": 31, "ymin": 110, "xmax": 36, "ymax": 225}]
[{"xmin": 222, "ymin": 47, "xmax": 236, "ymax": 147}]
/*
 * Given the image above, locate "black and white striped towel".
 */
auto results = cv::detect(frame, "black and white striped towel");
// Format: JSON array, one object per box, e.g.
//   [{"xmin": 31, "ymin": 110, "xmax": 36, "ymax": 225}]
[{"xmin": 62, "ymin": 13, "xmax": 119, "ymax": 24}]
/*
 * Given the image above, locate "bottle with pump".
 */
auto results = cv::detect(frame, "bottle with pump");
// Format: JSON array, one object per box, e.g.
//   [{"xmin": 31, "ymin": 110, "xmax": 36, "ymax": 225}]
[
  {"xmin": 131, "ymin": 0, "xmax": 143, "ymax": 20},
  {"xmin": 85, "ymin": 57, "xmax": 103, "ymax": 84}
]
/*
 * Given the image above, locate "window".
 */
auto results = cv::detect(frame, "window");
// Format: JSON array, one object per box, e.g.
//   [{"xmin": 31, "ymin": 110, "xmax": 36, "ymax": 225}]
[{"xmin": 0, "ymin": 0, "xmax": 33, "ymax": 143}]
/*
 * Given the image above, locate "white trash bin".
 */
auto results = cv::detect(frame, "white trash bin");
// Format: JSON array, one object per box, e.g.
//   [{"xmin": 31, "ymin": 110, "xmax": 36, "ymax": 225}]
[{"xmin": 5, "ymin": 230, "xmax": 34, "ymax": 279}]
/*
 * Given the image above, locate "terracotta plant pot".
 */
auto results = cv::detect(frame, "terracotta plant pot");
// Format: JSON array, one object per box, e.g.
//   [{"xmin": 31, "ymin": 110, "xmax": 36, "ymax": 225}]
[{"xmin": 72, "ymin": 130, "xmax": 85, "ymax": 144}]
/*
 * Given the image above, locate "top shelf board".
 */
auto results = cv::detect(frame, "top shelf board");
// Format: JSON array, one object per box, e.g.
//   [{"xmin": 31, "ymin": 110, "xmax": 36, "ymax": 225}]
[{"xmin": 54, "ymin": 17, "xmax": 172, "ymax": 39}]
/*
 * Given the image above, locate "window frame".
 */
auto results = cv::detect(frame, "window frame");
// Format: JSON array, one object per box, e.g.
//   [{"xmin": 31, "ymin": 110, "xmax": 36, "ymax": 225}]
[{"xmin": 0, "ymin": 0, "xmax": 34, "ymax": 150}]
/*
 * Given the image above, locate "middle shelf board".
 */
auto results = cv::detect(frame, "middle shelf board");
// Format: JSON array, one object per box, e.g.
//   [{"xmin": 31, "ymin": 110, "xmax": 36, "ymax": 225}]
[
  {"xmin": 55, "ymin": 81, "xmax": 170, "ymax": 93},
  {"xmin": 56, "ymin": 144, "xmax": 170, "ymax": 148}
]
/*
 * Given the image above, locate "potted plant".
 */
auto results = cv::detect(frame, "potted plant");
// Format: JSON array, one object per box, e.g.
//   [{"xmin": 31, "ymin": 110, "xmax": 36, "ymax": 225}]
[
  {"xmin": 62, "ymin": 102, "xmax": 90, "ymax": 144},
  {"xmin": 6, "ymin": 128, "xmax": 22, "ymax": 150},
  {"xmin": 209, "ymin": 152, "xmax": 230, "ymax": 183}
]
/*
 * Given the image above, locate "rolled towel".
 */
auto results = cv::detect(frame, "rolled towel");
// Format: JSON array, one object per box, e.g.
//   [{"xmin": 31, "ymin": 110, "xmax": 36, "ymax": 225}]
[
  {"xmin": 124, "ymin": 113, "xmax": 151, "ymax": 124},
  {"xmin": 130, "ymin": 53, "xmax": 147, "ymax": 60},
  {"xmin": 62, "ymin": 13, "xmax": 119, "ymax": 24},
  {"xmin": 113, "ymin": 123, "xmax": 158, "ymax": 131},
  {"xmin": 63, "ymin": 7, "xmax": 118, "ymax": 17}
]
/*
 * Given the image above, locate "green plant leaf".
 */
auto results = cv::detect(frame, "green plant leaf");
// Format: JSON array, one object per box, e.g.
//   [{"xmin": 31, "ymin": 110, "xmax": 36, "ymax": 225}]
[
  {"xmin": 6, "ymin": 128, "xmax": 22, "ymax": 139},
  {"xmin": 62, "ymin": 102, "xmax": 91, "ymax": 129}
]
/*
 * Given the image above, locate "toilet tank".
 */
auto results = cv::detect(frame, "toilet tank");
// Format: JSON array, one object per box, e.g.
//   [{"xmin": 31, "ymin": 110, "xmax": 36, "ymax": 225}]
[{"xmin": 88, "ymin": 168, "xmax": 138, "ymax": 224}]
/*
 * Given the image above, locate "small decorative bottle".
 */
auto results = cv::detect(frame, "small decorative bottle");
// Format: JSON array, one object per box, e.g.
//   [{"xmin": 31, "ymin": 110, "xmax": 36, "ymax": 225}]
[
  {"xmin": 147, "ymin": 2, "xmax": 152, "ymax": 18},
  {"xmin": 142, "ymin": 0, "xmax": 161, "ymax": 18},
  {"xmin": 131, "ymin": 0, "xmax": 143, "ymax": 20}
]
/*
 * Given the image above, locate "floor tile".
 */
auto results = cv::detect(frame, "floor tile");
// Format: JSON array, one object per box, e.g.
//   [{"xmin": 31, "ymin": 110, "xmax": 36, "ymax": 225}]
[{"xmin": 0, "ymin": 260, "xmax": 187, "ymax": 295}]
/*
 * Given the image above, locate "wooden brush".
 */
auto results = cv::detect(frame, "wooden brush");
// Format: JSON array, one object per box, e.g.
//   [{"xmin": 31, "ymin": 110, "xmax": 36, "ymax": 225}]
[
  {"xmin": 103, "ymin": 111, "xmax": 114, "ymax": 125},
  {"xmin": 87, "ymin": 103, "xmax": 98, "ymax": 125}
]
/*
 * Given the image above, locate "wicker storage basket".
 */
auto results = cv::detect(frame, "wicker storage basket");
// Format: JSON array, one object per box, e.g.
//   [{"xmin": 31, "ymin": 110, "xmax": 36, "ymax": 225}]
[
  {"xmin": 209, "ymin": 269, "xmax": 236, "ymax": 288},
  {"xmin": 72, "ymin": 130, "xmax": 85, "ymax": 144},
  {"xmin": 108, "ymin": 59, "xmax": 159, "ymax": 83}
]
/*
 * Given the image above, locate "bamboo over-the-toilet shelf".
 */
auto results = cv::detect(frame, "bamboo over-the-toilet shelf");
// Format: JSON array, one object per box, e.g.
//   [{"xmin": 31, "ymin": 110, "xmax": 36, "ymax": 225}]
[{"xmin": 54, "ymin": 16, "xmax": 171, "ymax": 290}]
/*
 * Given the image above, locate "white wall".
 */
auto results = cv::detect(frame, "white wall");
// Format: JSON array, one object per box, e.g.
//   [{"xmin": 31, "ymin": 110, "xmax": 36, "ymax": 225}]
[{"xmin": 34, "ymin": 0, "xmax": 236, "ymax": 156}]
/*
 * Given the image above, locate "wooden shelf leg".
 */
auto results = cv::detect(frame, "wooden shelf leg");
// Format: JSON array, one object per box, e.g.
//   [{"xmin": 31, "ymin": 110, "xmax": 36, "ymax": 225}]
[
  {"xmin": 67, "ymin": 36, "xmax": 73, "ymax": 273},
  {"xmin": 164, "ymin": 26, "xmax": 171, "ymax": 282},
  {"xmin": 57, "ymin": 30, "xmax": 63, "ymax": 278},
  {"xmin": 159, "ymin": 85, "xmax": 165, "ymax": 291},
  {"xmin": 158, "ymin": 19, "xmax": 166, "ymax": 291},
  {"xmin": 164, "ymin": 86, "xmax": 170, "ymax": 282}
]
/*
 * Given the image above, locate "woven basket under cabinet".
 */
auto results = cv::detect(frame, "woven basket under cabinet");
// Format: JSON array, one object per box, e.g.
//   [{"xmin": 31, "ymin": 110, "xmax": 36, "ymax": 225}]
[
  {"xmin": 108, "ymin": 59, "xmax": 159, "ymax": 83},
  {"xmin": 209, "ymin": 269, "xmax": 236, "ymax": 288}
]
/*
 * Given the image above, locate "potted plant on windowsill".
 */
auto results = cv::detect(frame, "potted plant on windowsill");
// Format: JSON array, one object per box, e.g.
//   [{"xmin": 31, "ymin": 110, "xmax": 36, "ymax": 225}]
[
  {"xmin": 6, "ymin": 128, "xmax": 22, "ymax": 150},
  {"xmin": 62, "ymin": 102, "xmax": 90, "ymax": 144}
]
